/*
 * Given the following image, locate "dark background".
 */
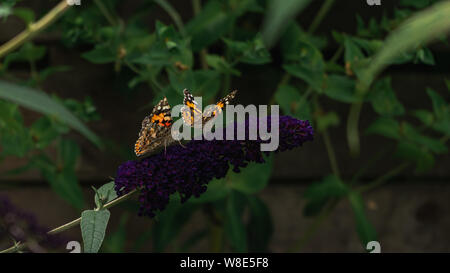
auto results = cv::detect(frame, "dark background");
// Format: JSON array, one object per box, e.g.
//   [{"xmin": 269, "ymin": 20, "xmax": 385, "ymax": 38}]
[{"xmin": 1, "ymin": 0, "xmax": 449, "ymax": 252}]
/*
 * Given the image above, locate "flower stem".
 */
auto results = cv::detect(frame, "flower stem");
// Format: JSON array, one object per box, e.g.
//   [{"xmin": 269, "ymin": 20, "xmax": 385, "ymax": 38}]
[
  {"xmin": 154, "ymin": 0, "xmax": 186, "ymax": 37},
  {"xmin": 356, "ymin": 163, "xmax": 409, "ymax": 193},
  {"xmin": 307, "ymin": 0, "xmax": 336, "ymax": 34},
  {"xmin": 192, "ymin": 0, "xmax": 208, "ymax": 70},
  {"xmin": 93, "ymin": 0, "xmax": 118, "ymax": 26},
  {"xmin": 322, "ymin": 128, "xmax": 341, "ymax": 178},
  {"xmin": 347, "ymin": 101, "xmax": 363, "ymax": 157},
  {"xmin": 0, "ymin": 1, "xmax": 70, "ymax": 59},
  {"xmin": 313, "ymin": 94, "xmax": 341, "ymax": 178}
]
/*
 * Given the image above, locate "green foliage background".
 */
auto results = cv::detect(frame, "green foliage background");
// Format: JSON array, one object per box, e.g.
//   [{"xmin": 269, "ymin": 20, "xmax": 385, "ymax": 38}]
[{"xmin": 0, "ymin": 0, "xmax": 449, "ymax": 253}]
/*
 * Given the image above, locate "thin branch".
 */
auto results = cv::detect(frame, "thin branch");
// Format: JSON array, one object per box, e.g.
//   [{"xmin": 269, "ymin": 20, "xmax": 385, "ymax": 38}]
[
  {"xmin": 356, "ymin": 163, "xmax": 409, "ymax": 193},
  {"xmin": 307, "ymin": 0, "xmax": 336, "ymax": 34},
  {"xmin": 0, "ymin": 1, "xmax": 71, "ymax": 58}
]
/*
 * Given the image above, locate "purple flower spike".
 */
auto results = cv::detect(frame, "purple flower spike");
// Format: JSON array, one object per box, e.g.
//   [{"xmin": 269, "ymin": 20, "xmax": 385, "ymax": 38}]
[
  {"xmin": 115, "ymin": 116, "xmax": 314, "ymax": 217},
  {"xmin": 0, "ymin": 195, "xmax": 70, "ymax": 252}
]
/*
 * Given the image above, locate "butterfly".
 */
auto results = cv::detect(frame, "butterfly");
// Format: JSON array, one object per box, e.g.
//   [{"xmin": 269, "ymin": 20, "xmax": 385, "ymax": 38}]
[
  {"xmin": 181, "ymin": 89, "xmax": 238, "ymax": 127},
  {"xmin": 134, "ymin": 97, "xmax": 176, "ymax": 157}
]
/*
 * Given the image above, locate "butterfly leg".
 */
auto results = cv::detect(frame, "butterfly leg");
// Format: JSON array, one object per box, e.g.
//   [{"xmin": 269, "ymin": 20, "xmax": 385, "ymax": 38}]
[
  {"xmin": 164, "ymin": 139, "xmax": 167, "ymax": 156},
  {"xmin": 178, "ymin": 140, "xmax": 186, "ymax": 148}
]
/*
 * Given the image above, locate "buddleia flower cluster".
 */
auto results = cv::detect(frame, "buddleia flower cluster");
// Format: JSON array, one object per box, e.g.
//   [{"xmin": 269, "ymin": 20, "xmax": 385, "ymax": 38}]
[{"xmin": 115, "ymin": 115, "xmax": 314, "ymax": 217}]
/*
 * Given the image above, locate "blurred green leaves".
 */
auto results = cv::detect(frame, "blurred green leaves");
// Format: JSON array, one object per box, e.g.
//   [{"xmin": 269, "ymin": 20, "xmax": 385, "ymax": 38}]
[
  {"xmin": 152, "ymin": 199, "xmax": 197, "ymax": 252},
  {"xmin": 247, "ymin": 195, "xmax": 273, "ymax": 252},
  {"xmin": 223, "ymin": 36, "xmax": 271, "ymax": 65},
  {"xmin": 348, "ymin": 192, "xmax": 377, "ymax": 247},
  {"xmin": 358, "ymin": 1, "xmax": 450, "ymax": 91},
  {"xmin": 229, "ymin": 155, "xmax": 273, "ymax": 194},
  {"xmin": 303, "ymin": 175, "xmax": 377, "ymax": 247},
  {"xmin": 275, "ymin": 84, "xmax": 311, "ymax": 121},
  {"xmin": 225, "ymin": 190, "xmax": 248, "ymax": 252},
  {"xmin": 35, "ymin": 139, "xmax": 85, "ymax": 209},
  {"xmin": 186, "ymin": 0, "xmax": 234, "ymax": 52},
  {"xmin": 261, "ymin": 0, "xmax": 312, "ymax": 48},
  {"xmin": 282, "ymin": 40, "xmax": 325, "ymax": 93},
  {"xmin": 369, "ymin": 78, "xmax": 405, "ymax": 117},
  {"xmin": 303, "ymin": 175, "xmax": 349, "ymax": 217},
  {"xmin": 0, "ymin": 0, "xmax": 448, "ymax": 254},
  {"xmin": 0, "ymin": 80, "xmax": 102, "ymax": 148}
]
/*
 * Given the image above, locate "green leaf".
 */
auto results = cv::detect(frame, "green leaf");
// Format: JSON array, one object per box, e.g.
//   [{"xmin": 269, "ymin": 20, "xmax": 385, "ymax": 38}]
[
  {"xmin": 0, "ymin": 80, "xmax": 102, "ymax": 148},
  {"xmin": 46, "ymin": 168, "xmax": 85, "ymax": 209},
  {"xmin": 402, "ymin": 123, "xmax": 448, "ymax": 154},
  {"xmin": 59, "ymin": 138, "xmax": 80, "ymax": 168},
  {"xmin": 282, "ymin": 41, "xmax": 325, "ymax": 92},
  {"xmin": 94, "ymin": 181, "xmax": 118, "ymax": 207},
  {"xmin": 395, "ymin": 141, "xmax": 435, "ymax": 173},
  {"xmin": 185, "ymin": 0, "xmax": 235, "ymax": 51},
  {"xmin": 445, "ymin": 79, "xmax": 450, "ymax": 92},
  {"xmin": 365, "ymin": 117, "xmax": 401, "ymax": 140},
  {"xmin": 205, "ymin": 54, "xmax": 241, "ymax": 76},
  {"xmin": 7, "ymin": 42, "xmax": 46, "ymax": 63},
  {"xmin": 281, "ymin": 23, "xmax": 328, "ymax": 56},
  {"xmin": 348, "ymin": 192, "xmax": 377, "ymax": 247},
  {"xmin": 168, "ymin": 70, "xmax": 221, "ymax": 102},
  {"xmin": 415, "ymin": 48, "xmax": 435, "ymax": 65},
  {"xmin": 304, "ymin": 175, "xmax": 349, "ymax": 217},
  {"xmin": 225, "ymin": 190, "xmax": 248, "ymax": 252},
  {"xmin": 81, "ymin": 209, "xmax": 111, "ymax": 253},
  {"xmin": 432, "ymin": 119, "xmax": 450, "ymax": 135},
  {"xmin": 82, "ymin": 44, "xmax": 116, "ymax": 64},
  {"xmin": 229, "ymin": 155, "xmax": 273, "ymax": 194},
  {"xmin": 274, "ymin": 84, "xmax": 311, "ymax": 120},
  {"xmin": 13, "ymin": 7, "xmax": 34, "ymax": 24},
  {"xmin": 369, "ymin": 78, "xmax": 405, "ymax": 116},
  {"xmin": 0, "ymin": 4, "xmax": 13, "ymax": 20},
  {"xmin": 0, "ymin": 101, "xmax": 32, "ymax": 156},
  {"xmin": 223, "ymin": 36, "xmax": 271, "ymax": 65},
  {"xmin": 316, "ymin": 111, "xmax": 339, "ymax": 132},
  {"xmin": 305, "ymin": 175, "xmax": 349, "ymax": 200},
  {"xmin": 322, "ymin": 75, "xmax": 359, "ymax": 103},
  {"xmin": 261, "ymin": 0, "xmax": 312, "ymax": 48},
  {"xmin": 247, "ymin": 196, "xmax": 273, "ymax": 252},
  {"xmin": 426, "ymin": 88, "xmax": 448, "ymax": 120},
  {"xmin": 32, "ymin": 153, "xmax": 85, "ymax": 210},
  {"xmin": 412, "ymin": 109, "xmax": 434, "ymax": 126},
  {"xmin": 359, "ymin": 1, "xmax": 450, "ymax": 90},
  {"xmin": 344, "ymin": 36, "xmax": 365, "ymax": 77}
]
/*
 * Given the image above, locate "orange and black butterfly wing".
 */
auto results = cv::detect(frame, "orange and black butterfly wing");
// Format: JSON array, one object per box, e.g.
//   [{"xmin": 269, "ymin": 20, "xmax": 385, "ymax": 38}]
[
  {"xmin": 202, "ymin": 90, "xmax": 238, "ymax": 124},
  {"xmin": 134, "ymin": 97, "xmax": 173, "ymax": 157},
  {"xmin": 181, "ymin": 89, "xmax": 203, "ymax": 127}
]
